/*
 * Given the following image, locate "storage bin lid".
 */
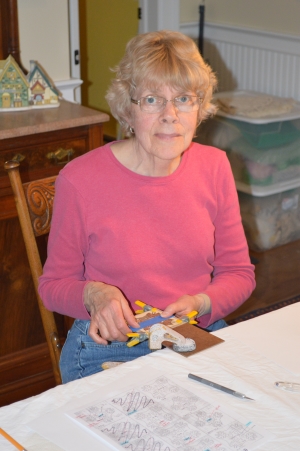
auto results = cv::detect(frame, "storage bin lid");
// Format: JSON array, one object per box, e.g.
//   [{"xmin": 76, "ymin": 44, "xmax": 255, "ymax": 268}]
[
  {"xmin": 236, "ymin": 177, "xmax": 300, "ymax": 196},
  {"xmin": 230, "ymin": 136, "xmax": 300, "ymax": 165},
  {"xmin": 214, "ymin": 90, "xmax": 300, "ymax": 124}
]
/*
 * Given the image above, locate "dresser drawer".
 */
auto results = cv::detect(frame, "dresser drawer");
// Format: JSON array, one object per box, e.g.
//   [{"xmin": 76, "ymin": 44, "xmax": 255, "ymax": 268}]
[{"xmin": 0, "ymin": 125, "xmax": 93, "ymax": 189}]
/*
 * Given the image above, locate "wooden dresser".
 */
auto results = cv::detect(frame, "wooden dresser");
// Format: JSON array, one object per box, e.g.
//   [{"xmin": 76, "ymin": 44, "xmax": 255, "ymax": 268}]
[{"xmin": 0, "ymin": 100, "xmax": 109, "ymax": 406}]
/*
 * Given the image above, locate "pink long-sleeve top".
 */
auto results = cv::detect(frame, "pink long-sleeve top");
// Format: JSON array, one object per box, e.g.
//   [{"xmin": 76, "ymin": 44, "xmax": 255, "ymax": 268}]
[{"xmin": 38, "ymin": 142, "xmax": 255, "ymax": 328}]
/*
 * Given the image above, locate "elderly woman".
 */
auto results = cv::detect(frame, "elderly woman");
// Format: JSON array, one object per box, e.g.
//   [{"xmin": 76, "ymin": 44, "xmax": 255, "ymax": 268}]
[{"xmin": 39, "ymin": 30, "xmax": 255, "ymax": 383}]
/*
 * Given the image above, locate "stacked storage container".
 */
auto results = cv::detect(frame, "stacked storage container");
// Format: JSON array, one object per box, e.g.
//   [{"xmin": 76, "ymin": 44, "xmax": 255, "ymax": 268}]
[{"xmin": 196, "ymin": 91, "xmax": 300, "ymax": 251}]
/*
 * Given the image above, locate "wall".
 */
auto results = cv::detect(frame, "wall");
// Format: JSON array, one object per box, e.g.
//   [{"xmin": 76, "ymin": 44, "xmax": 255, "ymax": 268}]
[
  {"xmin": 179, "ymin": 1, "xmax": 300, "ymax": 100},
  {"xmin": 18, "ymin": 0, "xmax": 70, "ymax": 80},
  {"xmin": 17, "ymin": 0, "xmax": 300, "ymax": 85},
  {"xmin": 79, "ymin": 0, "xmax": 138, "ymax": 138},
  {"xmin": 180, "ymin": 0, "xmax": 300, "ymax": 36},
  {"xmin": 17, "ymin": 0, "xmax": 138, "ymax": 137},
  {"xmin": 17, "ymin": 0, "xmax": 300, "ymax": 138}
]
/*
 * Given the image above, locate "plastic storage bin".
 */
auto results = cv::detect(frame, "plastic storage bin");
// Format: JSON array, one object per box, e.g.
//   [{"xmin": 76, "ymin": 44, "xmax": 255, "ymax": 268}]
[
  {"xmin": 196, "ymin": 91, "xmax": 300, "ymax": 188},
  {"xmin": 194, "ymin": 91, "xmax": 300, "ymax": 251},
  {"xmin": 197, "ymin": 116, "xmax": 300, "ymax": 186},
  {"xmin": 237, "ymin": 181, "xmax": 300, "ymax": 252},
  {"xmin": 230, "ymin": 118, "xmax": 300, "ymax": 149}
]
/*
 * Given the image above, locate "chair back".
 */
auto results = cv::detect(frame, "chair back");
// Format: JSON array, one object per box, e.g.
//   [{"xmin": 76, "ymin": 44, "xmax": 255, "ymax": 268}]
[{"xmin": 4, "ymin": 160, "xmax": 62, "ymax": 385}]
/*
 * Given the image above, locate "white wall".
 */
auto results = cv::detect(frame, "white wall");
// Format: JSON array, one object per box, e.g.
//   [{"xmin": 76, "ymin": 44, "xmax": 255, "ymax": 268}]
[
  {"xmin": 18, "ymin": 0, "xmax": 70, "ymax": 81},
  {"xmin": 17, "ymin": 0, "xmax": 300, "ymax": 84},
  {"xmin": 180, "ymin": 0, "xmax": 300, "ymax": 36}
]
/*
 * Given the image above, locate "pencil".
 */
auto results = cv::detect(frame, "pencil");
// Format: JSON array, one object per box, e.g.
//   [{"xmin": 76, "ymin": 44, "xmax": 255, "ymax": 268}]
[{"xmin": 0, "ymin": 428, "xmax": 27, "ymax": 451}]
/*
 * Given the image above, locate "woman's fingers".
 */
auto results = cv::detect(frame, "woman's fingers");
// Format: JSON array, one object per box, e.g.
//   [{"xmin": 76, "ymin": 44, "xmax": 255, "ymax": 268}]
[
  {"xmin": 89, "ymin": 311, "xmax": 130, "ymax": 343},
  {"xmin": 88, "ymin": 319, "xmax": 109, "ymax": 345},
  {"xmin": 93, "ymin": 303, "xmax": 130, "ymax": 342},
  {"xmin": 121, "ymin": 298, "xmax": 140, "ymax": 329},
  {"xmin": 161, "ymin": 295, "xmax": 200, "ymax": 318},
  {"xmin": 84, "ymin": 282, "xmax": 143, "ymax": 343}
]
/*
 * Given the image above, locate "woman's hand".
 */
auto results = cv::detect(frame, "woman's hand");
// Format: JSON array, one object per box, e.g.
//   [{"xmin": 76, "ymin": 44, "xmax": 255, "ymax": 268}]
[
  {"xmin": 160, "ymin": 294, "xmax": 211, "ymax": 319},
  {"xmin": 83, "ymin": 282, "xmax": 140, "ymax": 345}
]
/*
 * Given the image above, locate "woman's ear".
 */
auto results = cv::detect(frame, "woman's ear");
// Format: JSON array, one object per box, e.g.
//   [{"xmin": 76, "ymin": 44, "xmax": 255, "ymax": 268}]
[
  {"xmin": 124, "ymin": 107, "xmax": 133, "ymax": 126},
  {"xmin": 125, "ymin": 108, "xmax": 135, "ymax": 134}
]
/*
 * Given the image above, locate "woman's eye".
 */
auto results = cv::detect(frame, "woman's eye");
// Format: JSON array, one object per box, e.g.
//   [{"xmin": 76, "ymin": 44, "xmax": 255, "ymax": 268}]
[
  {"xmin": 177, "ymin": 96, "xmax": 190, "ymax": 103},
  {"xmin": 145, "ymin": 96, "xmax": 157, "ymax": 104}
]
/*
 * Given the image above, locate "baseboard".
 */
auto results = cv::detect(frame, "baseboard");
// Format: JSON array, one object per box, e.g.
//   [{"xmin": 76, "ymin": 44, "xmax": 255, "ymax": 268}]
[{"xmin": 0, "ymin": 343, "xmax": 56, "ymax": 407}]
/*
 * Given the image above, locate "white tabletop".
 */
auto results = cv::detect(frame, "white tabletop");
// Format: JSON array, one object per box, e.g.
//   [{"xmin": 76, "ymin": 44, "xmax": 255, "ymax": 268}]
[
  {"xmin": 214, "ymin": 302, "xmax": 300, "ymax": 376},
  {"xmin": 0, "ymin": 303, "xmax": 299, "ymax": 451}
]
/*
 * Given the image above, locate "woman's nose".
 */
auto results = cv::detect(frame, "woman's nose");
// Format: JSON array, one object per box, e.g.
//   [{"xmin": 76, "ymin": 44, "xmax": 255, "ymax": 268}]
[{"xmin": 159, "ymin": 100, "xmax": 179, "ymax": 122}]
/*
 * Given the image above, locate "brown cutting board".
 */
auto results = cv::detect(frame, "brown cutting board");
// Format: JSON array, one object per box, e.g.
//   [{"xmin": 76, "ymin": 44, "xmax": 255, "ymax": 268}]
[{"xmin": 162, "ymin": 323, "xmax": 224, "ymax": 357}]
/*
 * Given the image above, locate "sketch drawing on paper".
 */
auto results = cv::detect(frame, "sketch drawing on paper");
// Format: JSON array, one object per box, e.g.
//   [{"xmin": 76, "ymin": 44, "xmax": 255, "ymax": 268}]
[{"xmin": 66, "ymin": 376, "xmax": 273, "ymax": 451}]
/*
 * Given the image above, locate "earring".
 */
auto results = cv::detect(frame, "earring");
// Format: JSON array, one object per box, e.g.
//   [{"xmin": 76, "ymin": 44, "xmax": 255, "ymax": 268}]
[{"xmin": 129, "ymin": 126, "xmax": 135, "ymax": 134}]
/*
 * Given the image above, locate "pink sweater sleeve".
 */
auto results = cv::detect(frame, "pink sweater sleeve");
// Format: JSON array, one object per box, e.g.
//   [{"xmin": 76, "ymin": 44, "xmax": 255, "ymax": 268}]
[
  {"xmin": 197, "ymin": 154, "xmax": 255, "ymax": 328},
  {"xmin": 38, "ymin": 175, "xmax": 91, "ymax": 319}
]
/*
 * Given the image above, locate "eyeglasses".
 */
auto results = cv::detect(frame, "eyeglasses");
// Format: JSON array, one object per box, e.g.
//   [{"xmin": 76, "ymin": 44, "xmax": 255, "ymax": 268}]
[{"xmin": 131, "ymin": 95, "xmax": 202, "ymax": 113}]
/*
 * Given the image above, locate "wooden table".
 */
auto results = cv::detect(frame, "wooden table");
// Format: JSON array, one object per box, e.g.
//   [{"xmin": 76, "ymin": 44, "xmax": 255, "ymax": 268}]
[{"xmin": 0, "ymin": 100, "xmax": 109, "ymax": 406}]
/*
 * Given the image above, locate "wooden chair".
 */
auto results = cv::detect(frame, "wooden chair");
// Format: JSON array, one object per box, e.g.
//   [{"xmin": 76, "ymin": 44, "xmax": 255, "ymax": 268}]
[{"xmin": 4, "ymin": 160, "xmax": 62, "ymax": 385}]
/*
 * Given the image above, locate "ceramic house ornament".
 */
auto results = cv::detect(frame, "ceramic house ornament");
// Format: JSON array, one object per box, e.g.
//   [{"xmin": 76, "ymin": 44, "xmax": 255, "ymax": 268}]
[{"xmin": 0, "ymin": 55, "xmax": 60, "ymax": 111}]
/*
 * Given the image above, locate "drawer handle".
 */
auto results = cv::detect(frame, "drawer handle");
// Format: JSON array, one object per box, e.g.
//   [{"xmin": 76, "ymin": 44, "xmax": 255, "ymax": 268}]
[
  {"xmin": 12, "ymin": 153, "xmax": 26, "ymax": 163},
  {"xmin": 46, "ymin": 148, "xmax": 74, "ymax": 165}
]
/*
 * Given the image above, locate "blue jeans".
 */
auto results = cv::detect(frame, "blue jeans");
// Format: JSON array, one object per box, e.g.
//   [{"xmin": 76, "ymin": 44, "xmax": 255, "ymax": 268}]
[
  {"xmin": 205, "ymin": 319, "xmax": 228, "ymax": 332},
  {"xmin": 60, "ymin": 318, "xmax": 228, "ymax": 383}
]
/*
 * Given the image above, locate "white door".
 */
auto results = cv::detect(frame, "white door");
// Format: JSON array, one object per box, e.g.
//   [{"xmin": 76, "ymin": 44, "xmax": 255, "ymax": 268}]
[{"xmin": 138, "ymin": 0, "xmax": 180, "ymax": 33}]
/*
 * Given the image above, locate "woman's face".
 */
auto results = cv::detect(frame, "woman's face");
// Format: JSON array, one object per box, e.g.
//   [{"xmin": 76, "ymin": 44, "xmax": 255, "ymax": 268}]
[{"xmin": 129, "ymin": 85, "xmax": 199, "ymax": 171}]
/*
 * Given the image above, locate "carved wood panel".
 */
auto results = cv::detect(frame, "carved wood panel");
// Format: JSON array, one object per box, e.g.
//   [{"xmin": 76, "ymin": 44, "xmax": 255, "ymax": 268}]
[{"xmin": 24, "ymin": 177, "xmax": 56, "ymax": 236}]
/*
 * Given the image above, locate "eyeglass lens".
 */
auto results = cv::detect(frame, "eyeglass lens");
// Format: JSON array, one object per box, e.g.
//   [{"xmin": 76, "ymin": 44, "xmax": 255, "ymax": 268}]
[{"xmin": 133, "ymin": 96, "xmax": 200, "ymax": 113}]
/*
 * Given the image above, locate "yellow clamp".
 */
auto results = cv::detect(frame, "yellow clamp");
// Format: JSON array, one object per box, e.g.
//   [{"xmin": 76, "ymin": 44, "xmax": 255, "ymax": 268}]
[
  {"xmin": 127, "ymin": 338, "xmax": 140, "ymax": 347},
  {"xmin": 175, "ymin": 310, "xmax": 198, "ymax": 325},
  {"xmin": 127, "ymin": 332, "xmax": 139, "ymax": 347},
  {"xmin": 135, "ymin": 300, "xmax": 157, "ymax": 314},
  {"xmin": 126, "ymin": 331, "xmax": 149, "ymax": 347}
]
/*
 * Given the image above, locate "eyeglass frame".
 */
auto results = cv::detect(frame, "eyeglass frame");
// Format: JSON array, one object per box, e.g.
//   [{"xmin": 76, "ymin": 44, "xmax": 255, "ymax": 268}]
[{"xmin": 130, "ymin": 95, "xmax": 203, "ymax": 113}]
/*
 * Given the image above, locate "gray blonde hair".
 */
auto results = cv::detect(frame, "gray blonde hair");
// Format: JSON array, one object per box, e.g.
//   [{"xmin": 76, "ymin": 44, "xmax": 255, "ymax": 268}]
[{"xmin": 105, "ymin": 30, "xmax": 217, "ymax": 134}]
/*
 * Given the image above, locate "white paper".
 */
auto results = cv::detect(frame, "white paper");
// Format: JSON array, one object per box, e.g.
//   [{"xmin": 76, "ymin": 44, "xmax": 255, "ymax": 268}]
[{"xmin": 65, "ymin": 374, "xmax": 274, "ymax": 451}]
